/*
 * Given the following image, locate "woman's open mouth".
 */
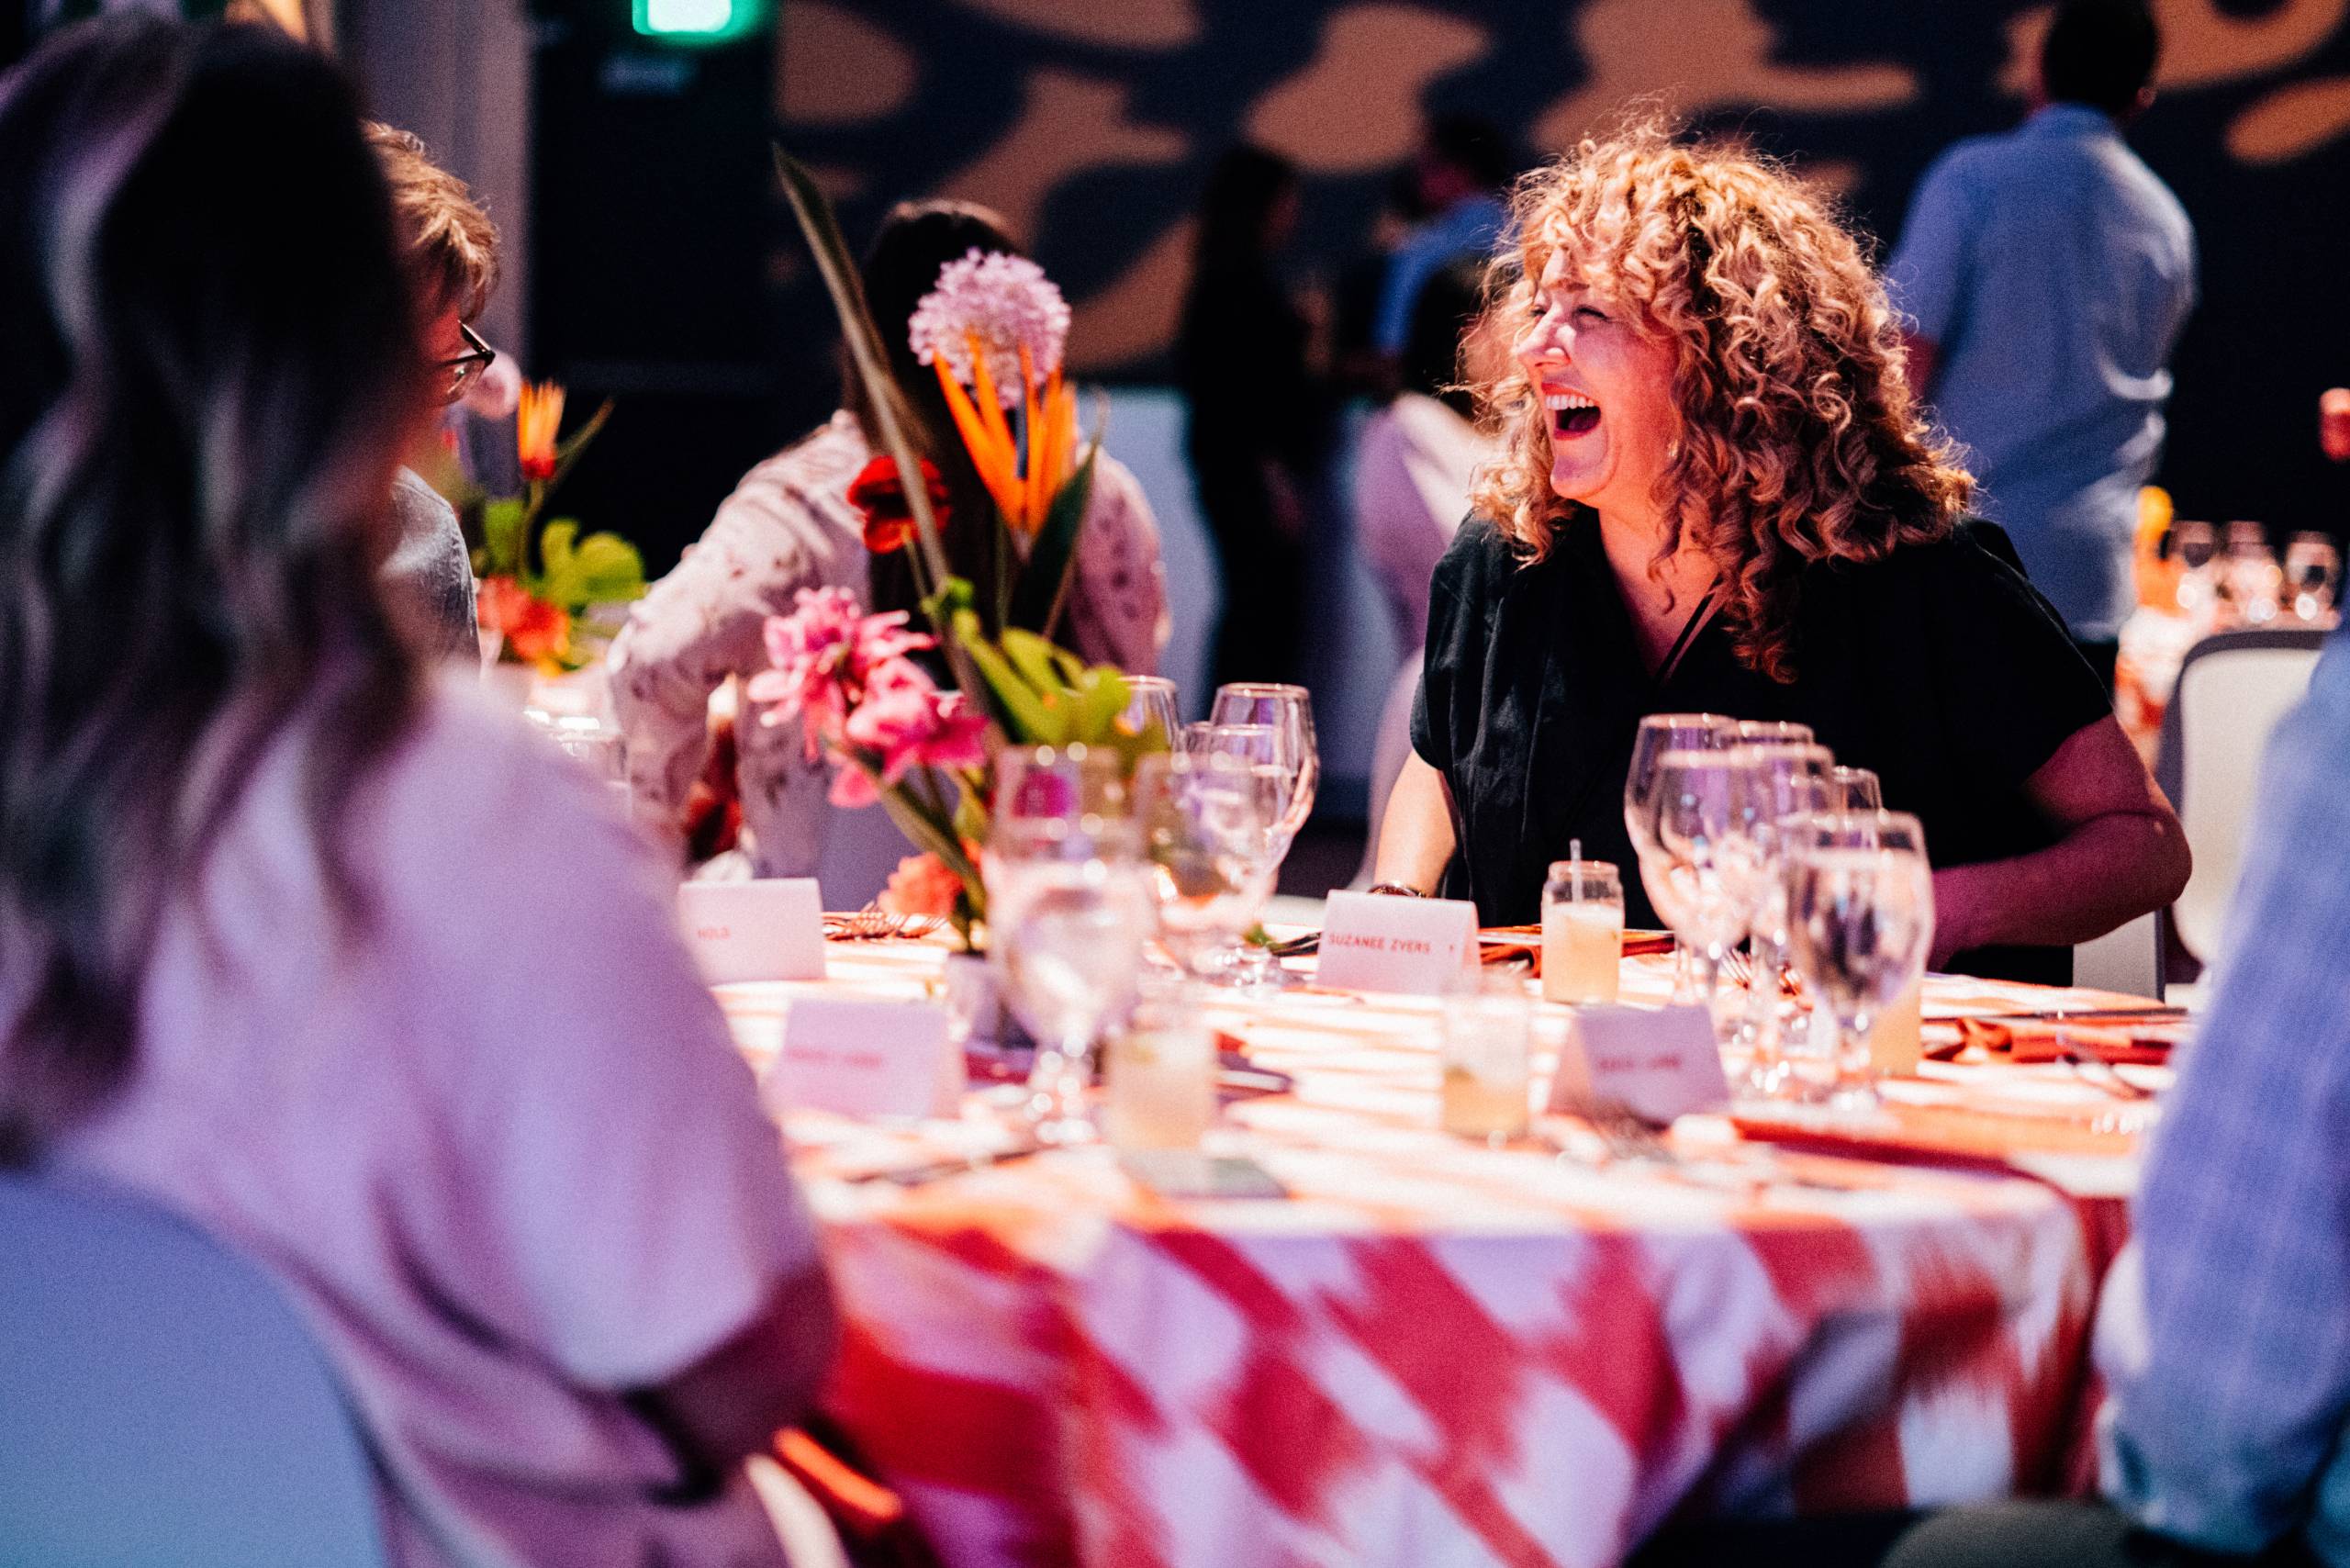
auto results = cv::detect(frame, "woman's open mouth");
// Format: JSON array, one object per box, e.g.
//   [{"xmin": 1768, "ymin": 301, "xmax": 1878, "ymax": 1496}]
[{"xmin": 1546, "ymin": 389, "xmax": 1600, "ymax": 438}]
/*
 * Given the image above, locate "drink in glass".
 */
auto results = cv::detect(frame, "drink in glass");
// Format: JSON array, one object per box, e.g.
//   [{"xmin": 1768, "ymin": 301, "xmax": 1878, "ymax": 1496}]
[
  {"xmin": 1540, "ymin": 859, "xmax": 1622, "ymax": 1003},
  {"xmin": 1439, "ymin": 972, "xmax": 1532, "ymax": 1140},
  {"xmin": 1102, "ymin": 984, "xmax": 1215, "ymax": 1150}
]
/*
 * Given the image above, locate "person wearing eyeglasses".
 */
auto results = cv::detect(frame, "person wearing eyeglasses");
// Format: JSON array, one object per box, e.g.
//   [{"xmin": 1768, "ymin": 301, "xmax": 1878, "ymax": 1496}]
[{"xmin": 368, "ymin": 122, "xmax": 501, "ymax": 662}]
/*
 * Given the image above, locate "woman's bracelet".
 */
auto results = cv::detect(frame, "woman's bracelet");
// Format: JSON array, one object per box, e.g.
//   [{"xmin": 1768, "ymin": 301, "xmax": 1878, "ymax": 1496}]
[{"xmin": 1366, "ymin": 882, "xmax": 1427, "ymax": 898}]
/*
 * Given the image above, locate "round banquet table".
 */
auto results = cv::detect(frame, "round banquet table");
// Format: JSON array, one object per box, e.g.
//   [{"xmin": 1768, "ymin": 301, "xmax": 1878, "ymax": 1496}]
[{"xmin": 718, "ymin": 942, "xmax": 2163, "ymax": 1568}]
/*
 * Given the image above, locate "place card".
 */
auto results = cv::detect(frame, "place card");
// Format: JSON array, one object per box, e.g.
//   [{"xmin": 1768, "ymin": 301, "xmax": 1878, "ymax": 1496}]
[
  {"xmin": 1315, "ymin": 890, "xmax": 1480, "ymax": 995},
  {"xmin": 677, "ymin": 878, "xmax": 826, "ymax": 985},
  {"xmin": 763, "ymin": 997, "xmax": 965, "ymax": 1121},
  {"xmin": 1549, "ymin": 1004, "xmax": 1730, "ymax": 1125}
]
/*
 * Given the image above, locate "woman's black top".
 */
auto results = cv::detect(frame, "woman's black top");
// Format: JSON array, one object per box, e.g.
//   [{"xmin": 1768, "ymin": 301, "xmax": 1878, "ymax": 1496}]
[{"xmin": 1412, "ymin": 513, "xmax": 2114, "ymax": 983}]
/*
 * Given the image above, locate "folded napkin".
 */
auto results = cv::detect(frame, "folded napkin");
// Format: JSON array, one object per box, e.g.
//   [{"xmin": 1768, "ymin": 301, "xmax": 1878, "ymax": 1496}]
[
  {"xmin": 1478, "ymin": 925, "xmax": 1674, "ymax": 975},
  {"xmin": 1949, "ymin": 1014, "xmax": 2182, "ymax": 1067}
]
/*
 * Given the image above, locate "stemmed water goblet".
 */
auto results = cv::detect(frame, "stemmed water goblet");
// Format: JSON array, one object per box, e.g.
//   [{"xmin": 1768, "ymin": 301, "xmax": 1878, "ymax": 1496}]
[
  {"xmin": 1135, "ymin": 750, "xmax": 1283, "ymax": 980},
  {"xmin": 986, "ymin": 745, "xmax": 1155, "ymax": 1143},
  {"xmin": 1643, "ymin": 746, "xmax": 1757, "ymax": 1035},
  {"xmin": 1626, "ymin": 713, "xmax": 1733, "ymax": 1001},
  {"xmin": 1120, "ymin": 677, "xmax": 1182, "ymax": 745},
  {"xmin": 1204, "ymin": 684, "xmax": 1318, "ymax": 988},
  {"xmin": 1723, "ymin": 741, "xmax": 1833, "ymax": 1094},
  {"xmin": 1780, "ymin": 810, "xmax": 1935, "ymax": 1111},
  {"xmin": 2287, "ymin": 532, "xmax": 2341, "ymax": 623}
]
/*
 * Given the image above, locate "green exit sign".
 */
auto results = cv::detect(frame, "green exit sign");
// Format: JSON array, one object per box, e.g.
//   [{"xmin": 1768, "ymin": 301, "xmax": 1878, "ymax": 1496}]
[{"xmin": 632, "ymin": 0, "xmax": 765, "ymax": 43}]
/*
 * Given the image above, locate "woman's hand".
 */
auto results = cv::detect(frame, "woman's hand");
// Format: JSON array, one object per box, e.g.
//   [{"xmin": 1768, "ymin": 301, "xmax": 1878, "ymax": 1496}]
[{"xmin": 1926, "ymin": 715, "xmax": 2189, "ymax": 967}]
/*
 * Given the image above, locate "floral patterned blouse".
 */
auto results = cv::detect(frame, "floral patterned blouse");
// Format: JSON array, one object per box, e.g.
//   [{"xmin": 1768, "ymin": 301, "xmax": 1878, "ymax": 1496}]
[{"xmin": 609, "ymin": 411, "xmax": 1169, "ymax": 876}]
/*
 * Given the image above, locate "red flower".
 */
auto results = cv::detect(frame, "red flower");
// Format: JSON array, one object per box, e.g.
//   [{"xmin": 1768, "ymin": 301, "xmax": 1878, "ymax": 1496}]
[
  {"xmin": 476, "ymin": 574, "xmax": 569, "ymax": 666},
  {"xmin": 846, "ymin": 454, "xmax": 950, "ymax": 554}
]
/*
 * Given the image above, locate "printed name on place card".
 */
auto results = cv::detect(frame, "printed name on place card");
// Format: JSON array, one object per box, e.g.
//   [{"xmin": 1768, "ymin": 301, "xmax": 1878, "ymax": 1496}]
[
  {"xmin": 1549, "ymin": 1003, "xmax": 1730, "ymax": 1125},
  {"xmin": 677, "ymin": 878, "xmax": 826, "ymax": 985},
  {"xmin": 762, "ymin": 997, "xmax": 965, "ymax": 1121},
  {"xmin": 1315, "ymin": 890, "xmax": 1480, "ymax": 995}
]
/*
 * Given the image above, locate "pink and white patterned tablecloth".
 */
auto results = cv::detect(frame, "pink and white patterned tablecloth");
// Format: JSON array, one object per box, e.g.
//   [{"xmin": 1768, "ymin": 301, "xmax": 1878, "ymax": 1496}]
[{"xmin": 720, "ymin": 944, "xmax": 2156, "ymax": 1568}]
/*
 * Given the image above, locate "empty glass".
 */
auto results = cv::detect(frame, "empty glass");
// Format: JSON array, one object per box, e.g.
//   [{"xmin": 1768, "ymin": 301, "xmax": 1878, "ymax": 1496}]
[
  {"xmin": 1626, "ymin": 713, "xmax": 1732, "ymax": 1001},
  {"xmin": 1826, "ymin": 765, "xmax": 1883, "ymax": 811},
  {"xmin": 2225, "ymin": 521, "xmax": 2282, "ymax": 625},
  {"xmin": 993, "ymin": 743, "xmax": 1135, "ymax": 850},
  {"xmin": 2287, "ymin": 532, "xmax": 2341, "ymax": 624},
  {"xmin": 1208, "ymin": 683, "xmax": 1319, "ymax": 850},
  {"xmin": 1643, "ymin": 747, "xmax": 1756, "ymax": 1035},
  {"xmin": 2172, "ymin": 520, "xmax": 2219, "ymax": 625},
  {"xmin": 1120, "ymin": 677, "xmax": 1181, "ymax": 746},
  {"xmin": 1734, "ymin": 719, "xmax": 1815, "ymax": 745},
  {"xmin": 1136, "ymin": 751, "xmax": 1282, "ymax": 980},
  {"xmin": 1725, "ymin": 742, "xmax": 1833, "ymax": 1094},
  {"xmin": 1781, "ymin": 811, "xmax": 1935, "ymax": 1111}
]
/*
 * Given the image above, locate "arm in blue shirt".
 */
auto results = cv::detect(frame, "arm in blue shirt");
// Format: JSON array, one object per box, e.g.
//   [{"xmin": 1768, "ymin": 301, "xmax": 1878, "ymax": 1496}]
[
  {"xmin": 1886, "ymin": 150, "xmax": 1979, "ymax": 353},
  {"xmin": 2101, "ymin": 637, "xmax": 2350, "ymax": 1552}
]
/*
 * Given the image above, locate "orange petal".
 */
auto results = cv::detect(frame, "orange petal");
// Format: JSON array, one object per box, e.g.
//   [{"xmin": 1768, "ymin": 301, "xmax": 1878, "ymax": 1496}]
[{"xmin": 966, "ymin": 333, "xmax": 1014, "ymax": 456}]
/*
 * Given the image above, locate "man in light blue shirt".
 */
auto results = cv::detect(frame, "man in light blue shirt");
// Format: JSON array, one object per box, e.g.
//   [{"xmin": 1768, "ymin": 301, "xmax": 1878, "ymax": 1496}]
[
  {"xmin": 1373, "ymin": 115, "xmax": 1510, "ymax": 361},
  {"xmin": 1888, "ymin": 0, "xmax": 2195, "ymax": 666}
]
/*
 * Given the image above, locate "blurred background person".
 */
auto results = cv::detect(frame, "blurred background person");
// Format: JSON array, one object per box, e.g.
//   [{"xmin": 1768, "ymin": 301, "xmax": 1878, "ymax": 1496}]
[
  {"xmin": 1371, "ymin": 113, "xmax": 1512, "ymax": 370},
  {"xmin": 1176, "ymin": 144, "xmax": 1331, "ymax": 691},
  {"xmin": 610, "ymin": 199, "xmax": 1169, "ymax": 878},
  {"xmin": 1888, "ymin": 0, "xmax": 2195, "ymax": 689},
  {"xmin": 0, "ymin": 17, "xmax": 836, "ymax": 1566},
  {"xmin": 369, "ymin": 120, "xmax": 501, "ymax": 663},
  {"xmin": 1352, "ymin": 255, "xmax": 1505, "ymax": 656}
]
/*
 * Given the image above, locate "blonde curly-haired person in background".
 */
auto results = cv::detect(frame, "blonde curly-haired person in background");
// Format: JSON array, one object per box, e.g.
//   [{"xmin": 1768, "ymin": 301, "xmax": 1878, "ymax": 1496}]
[{"xmin": 1371, "ymin": 122, "xmax": 2188, "ymax": 983}]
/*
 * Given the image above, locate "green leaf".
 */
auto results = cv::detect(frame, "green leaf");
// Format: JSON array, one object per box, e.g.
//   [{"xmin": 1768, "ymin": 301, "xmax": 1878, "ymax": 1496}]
[
  {"xmin": 772, "ymin": 145, "xmax": 949, "ymax": 593},
  {"xmin": 956, "ymin": 613, "xmax": 1063, "ymax": 744},
  {"xmin": 482, "ymin": 497, "xmax": 527, "ymax": 578},
  {"xmin": 1065, "ymin": 668, "xmax": 1132, "ymax": 743},
  {"xmin": 567, "ymin": 532, "xmax": 646, "ymax": 603},
  {"xmin": 999, "ymin": 627, "xmax": 1069, "ymax": 698},
  {"xmin": 1008, "ymin": 439, "xmax": 1100, "ymax": 635}
]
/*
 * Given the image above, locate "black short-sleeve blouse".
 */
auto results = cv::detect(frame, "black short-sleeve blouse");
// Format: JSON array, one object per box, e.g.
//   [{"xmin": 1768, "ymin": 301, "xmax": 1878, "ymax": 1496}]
[{"xmin": 1411, "ymin": 513, "xmax": 2113, "ymax": 983}]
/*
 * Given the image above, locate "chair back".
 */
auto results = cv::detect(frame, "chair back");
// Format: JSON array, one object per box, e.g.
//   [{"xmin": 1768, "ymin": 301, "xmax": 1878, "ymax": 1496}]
[
  {"xmin": 0, "ymin": 1171, "xmax": 386, "ymax": 1568},
  {"xmin": 2154, "ymin": 627, "xmax": 2327, "ymax": 959}
]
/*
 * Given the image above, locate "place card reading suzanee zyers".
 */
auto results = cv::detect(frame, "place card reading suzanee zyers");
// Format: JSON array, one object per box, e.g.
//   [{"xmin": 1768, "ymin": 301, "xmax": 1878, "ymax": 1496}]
[
  {"xmin": 762, "ymin": 997, "xmax": 965, "ymax": 1121},
  {"xmin": 1315, "ymin": 890, "xmax": 1480, "ymax": 995},
  {"xmin": 1549, "ymin": 1004, "xmax": 1730, "ymax": 1125},
  {"xmin": 677, "ymin": 878, "xmax": 826, "ymax": 985}
]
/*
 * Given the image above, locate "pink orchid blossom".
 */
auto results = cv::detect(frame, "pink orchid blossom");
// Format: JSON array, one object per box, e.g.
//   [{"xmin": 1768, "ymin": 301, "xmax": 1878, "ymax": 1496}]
[
  {"xmin": 746, "ymin": 587, "xmax": 932, "ymax": 758},
  {"xmin": 828, "ymin": 657, "xmax": 986, "ymax": 807}
]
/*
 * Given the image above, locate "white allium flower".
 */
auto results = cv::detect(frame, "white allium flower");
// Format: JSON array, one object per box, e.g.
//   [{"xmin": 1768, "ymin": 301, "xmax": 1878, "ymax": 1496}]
[{"xmin": 906, "ymin": 249, "xmax": 1070, "ymax": 406}]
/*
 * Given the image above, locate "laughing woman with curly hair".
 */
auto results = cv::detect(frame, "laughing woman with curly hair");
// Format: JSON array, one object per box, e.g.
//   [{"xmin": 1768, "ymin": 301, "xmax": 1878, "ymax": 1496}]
[{"xmin": 1371, "ymin": 125, "xmax": 2188, "ymax": 982}]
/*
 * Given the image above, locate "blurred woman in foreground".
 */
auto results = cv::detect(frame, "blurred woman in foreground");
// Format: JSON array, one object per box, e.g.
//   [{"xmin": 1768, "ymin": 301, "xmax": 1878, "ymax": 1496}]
[
  {"xmin": 0, "ymin": 19, "xmax": 834, "ymax": 1565},
  {"xmin": 1372, "ymin": 124, "xmax": 2188, "ymax": 981}
]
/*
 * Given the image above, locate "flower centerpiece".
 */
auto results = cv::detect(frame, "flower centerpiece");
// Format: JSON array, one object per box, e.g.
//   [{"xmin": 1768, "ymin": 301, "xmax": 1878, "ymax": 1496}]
[
  {"xmin": 472, "ymin": 382, "xmax": 648, "ymax": 672},
  {"xmin": 757, "ymin": 148, "xmax": 1168, "ymax": 947}
]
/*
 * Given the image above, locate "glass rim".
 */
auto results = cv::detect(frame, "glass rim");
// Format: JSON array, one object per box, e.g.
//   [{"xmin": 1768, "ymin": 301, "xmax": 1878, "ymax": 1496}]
[{"xmin": 1214, "ymin": 681, "xmax": 1309, "ymax": 697}]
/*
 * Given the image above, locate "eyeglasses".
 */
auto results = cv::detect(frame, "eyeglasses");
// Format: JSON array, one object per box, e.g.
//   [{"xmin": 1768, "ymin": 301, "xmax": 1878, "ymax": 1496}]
[{"xmin": 438, "ymin": 321, "xmax": 495, "ymax": 404}]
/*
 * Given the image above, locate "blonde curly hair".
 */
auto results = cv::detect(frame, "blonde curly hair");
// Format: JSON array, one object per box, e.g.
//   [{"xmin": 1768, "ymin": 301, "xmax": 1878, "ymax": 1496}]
[{"xmin": 1471, "ymin": 122, "xmax": 1972, "ymax": 681}]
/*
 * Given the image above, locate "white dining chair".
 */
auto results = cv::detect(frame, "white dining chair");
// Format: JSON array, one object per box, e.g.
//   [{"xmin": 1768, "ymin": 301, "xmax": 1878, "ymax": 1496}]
[
  {"xmin": 2154, "ymin": 627, "xmax": 2328, "ymax": 963},
  {"xmin": 0, "ymin": 1171, "xmax": 386, "ymax": 1568}
]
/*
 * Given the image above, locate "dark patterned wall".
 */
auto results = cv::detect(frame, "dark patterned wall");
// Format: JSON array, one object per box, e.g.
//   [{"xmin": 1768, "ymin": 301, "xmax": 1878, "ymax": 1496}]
[{"xmin": 774, "ymin": 0, "xmax": 2350, "ymax": 535}]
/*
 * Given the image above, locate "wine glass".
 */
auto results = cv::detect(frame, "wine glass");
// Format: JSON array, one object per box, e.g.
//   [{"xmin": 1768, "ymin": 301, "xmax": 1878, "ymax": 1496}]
[
  {"xmin": 2287, "ymin": 532, "xmax": 2341, "ymax": 624},
  {"xmin": 1826, "ymin": 765, "xmax": 1882, "ymax": 811},
  {"xmin": 1734, "ymin": 719, "xmax": 1815, "ymax": 746},
  {"xmin": 1724, "ymin": 742, "xmax": 1832, "ymax": 1093},
  {"xmin": 2172, "ymin": 520, "xmax": 2219, "ymax": 626},
  {"xmin": 1120, "ymin": 677, "xmax": 1181, "ymax": 745},
  {"xmin": 1626, "ymin": 713, "xmax": 1733, "ymax": 1001},
  {"xmin": 2225, "ymin": 521, "xmax": 2282, "ymax": 625},
  {"xmin": 993, "ymin": 742, "xmax": 1132, "ymax": 834},
  {"xmin": 985, "ymin": 823, "xmax": 1158, "ymax": 1145},
  {"xmin": 1782, "ymin": 811, "xmax": 1934, "ymax": 1111},
  {"xmin": 1136, "ymin": 751, "xmax": 1282, "ymax": 980},
  {"xmin": 1208, "ymin": 683, "xmax": 1318, "ymax": 850},
  {"xmin": 1189, "ymin": 722, "xmax": 1300, "ymax": 988},
  {"xmin": 1644, "ymin": 747, "xmax": 1756, "ymax": 1035}
]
